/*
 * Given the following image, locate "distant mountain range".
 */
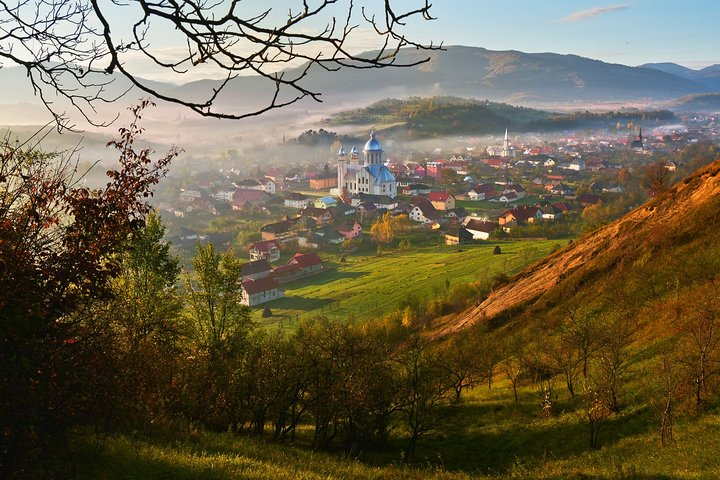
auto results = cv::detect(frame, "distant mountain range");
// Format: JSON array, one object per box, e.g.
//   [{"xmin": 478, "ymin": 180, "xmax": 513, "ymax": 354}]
[
  {"xmin": 161, "ymin": 46, "xmax": 717, "ymax": 111},
  {"xmin": 639, "ymin": 62, "xmax": 720, "ymax": 91},
  {"xmin": 1, "ymin": 46, "xmax": 717, "ymax": 126}
]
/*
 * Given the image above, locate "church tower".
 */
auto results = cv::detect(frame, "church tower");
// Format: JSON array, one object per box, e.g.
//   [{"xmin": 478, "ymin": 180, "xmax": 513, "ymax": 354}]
[
  {"xmin": 501, "ymin": 128, "xmax": 511, "ymax": 158},
  {"xmin": 363, "ymin": 130, "xmax": 383, "ymax": 165}
]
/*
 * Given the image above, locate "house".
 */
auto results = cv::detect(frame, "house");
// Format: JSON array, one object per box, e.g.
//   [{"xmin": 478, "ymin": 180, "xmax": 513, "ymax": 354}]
[
  {"xmin": 284, "ymin": 192, "xmax": 309, "ymax": 209},
  {"xmin": 353, "ymin": 193, "xmax": 398, "ymax": 210},
  {"xmin": 259, "ymin": 177, "xmax": 276, "ymax": 194},
  {"xmin": 299, "ymin": 207, "xmax": 332, "ymax": 226},
  {"xmin": 445, "ymin": 226, "xmax": 474, "ymax": 245},
  {"xmin": 179, "ymin": 189, "xmax": 202, "ymax": 202},
  {"xmin": 273, "ymin": 252, "xmax": 325, "ymax": 283},
  {"xmin": 293, "ymin": 215, "xmax": 317, "ymax": 231},
  {"xmin": 403, "ymin": 184, "xmax": 432, "ymax": 195},
  {"xmin": 260, "ymin": 220, "xmax": 296, "ymax": 242},
  {"xmin": 288, "ymin": 252, "xmax": 324, "ymax": 274},
  {"xmin": 241, "ymin": 277, "xmax": 284, "ymax": 306},
  {"xmin": 313, "ymin": 226, "xmax": 345, "ymax": 245},
  {"xmin": 502, "ymin": 184, "xmax": 526, "ymax": 200},
  {"xmin": 462, "ymin": 219, "xmax": 497, "ymax": 240},
  {"xmin": 427, "ymin": 191, "xmax": 455, "ymax": 211},
  {"xmin": 539, "ymin": 205, "xmax": 562, "ymax": 220},
  {"xmin": 332, "ymin": 203, "xmax": 356, "ymax": 218},
  {"xmin": 498, "ymin": 206, "xmax": 542, "ymax": 227},
  {"xmin": 248, "ymin": 240, "xmax": 281, "ymax": 262},
  {"xmin": 309, "ymin": 175, "xmax": 337, "ymax": 190},
  {"xmin": 444, "ymin": 207, "xmax": 469, "ymax": 222},
  {"xmin": 493, "ymin": 191, "xmax": 518, "ymax": 203},
  {"xmin": 232, "ymin": 188, "xmax": 270, "ymax": 210},
  {"xmin": 240, "ymin": 259, "xmax": 273, "ymax": 281},
  {"xmin": 409, "ymin": 201, "xmax": 438, "ymax": 224},
  {"xmin": 314, "ymin": 196, "xmax": 338, "ymax": 209},
  {"xmin": 468, "ymin": 184, "xmax": 497, "ymax": 201},
  {"xmin": 337, "ymin": 220, "xmax": 363, "ymax": 239}
]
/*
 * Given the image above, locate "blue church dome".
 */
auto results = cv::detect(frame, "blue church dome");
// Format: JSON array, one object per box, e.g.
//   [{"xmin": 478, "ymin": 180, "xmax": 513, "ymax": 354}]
[{"xmin": 363, "ymin": 130, "xmax": 382, "ymax": 152}]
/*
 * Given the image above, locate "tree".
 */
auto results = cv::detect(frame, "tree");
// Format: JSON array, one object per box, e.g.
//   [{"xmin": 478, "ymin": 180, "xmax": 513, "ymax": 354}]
[
  {"xmin": 396, "ymin": 334, "xmax": 452, "ymax": 462},
  {"xmin": 0, "ymin": 102, "xmax": 177, "ymax": 473},
  {"xmin": 676, "ymin": 283, "xmax": 720, "ymax": 411},
  {"xmin": 0, "ymin": 1, "xmax": 439, "ymax": 127},
  {"xmin": 641, "ymin": 161, "xmax": 673, "ymax": 197},
  {"xmin": 186, "ymin": 244, "xmax": 253, "ymax": 357},
  {"xmin": 102, "ymin": 211, "xmax": 185, "ymax": 424},
  {"xmin": 371, "ymin": 212, "xmax": 395, "ymax": 245}
]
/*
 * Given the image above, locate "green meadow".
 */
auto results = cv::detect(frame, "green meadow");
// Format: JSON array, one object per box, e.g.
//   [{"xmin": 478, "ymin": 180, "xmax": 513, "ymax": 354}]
[{"xmin": 253, "ymin": 239, "xmax": 561, "ymax": 327}]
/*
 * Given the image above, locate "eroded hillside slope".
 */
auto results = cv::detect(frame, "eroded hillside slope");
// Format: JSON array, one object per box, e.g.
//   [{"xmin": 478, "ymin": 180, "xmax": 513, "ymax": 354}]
[{"xmin": 443, "ymin": 158, "xmax": 720, "ymax": 336}]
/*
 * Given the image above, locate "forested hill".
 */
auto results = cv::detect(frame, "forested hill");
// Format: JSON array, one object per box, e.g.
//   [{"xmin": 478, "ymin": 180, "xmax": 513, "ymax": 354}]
[
  {"xmin": 326, "ymin": 97, "xmax": 676, "ymax": 137},
  {"xmin": 442, "ymin": 153, "xmax": 720, "ymax": 337}
]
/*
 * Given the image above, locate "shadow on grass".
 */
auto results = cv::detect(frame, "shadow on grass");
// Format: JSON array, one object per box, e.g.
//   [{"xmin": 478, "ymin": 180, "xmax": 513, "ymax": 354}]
[
  {"xmin": 396, "ymin": 397, "xmax": 659, "ymax": 477},
  {"xmin": 268, "ymin": 295, "xmax": 335, "ymax": 312},
  {"xmin": 282, "ymin": 270, "xmax": 368, "ymax": 289}
]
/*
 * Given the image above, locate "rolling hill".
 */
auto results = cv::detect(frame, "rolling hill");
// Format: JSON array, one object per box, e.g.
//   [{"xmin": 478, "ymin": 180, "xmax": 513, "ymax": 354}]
[{"xmin": 441, "ymin": 155, "xmax": 720, "ymax": 337}]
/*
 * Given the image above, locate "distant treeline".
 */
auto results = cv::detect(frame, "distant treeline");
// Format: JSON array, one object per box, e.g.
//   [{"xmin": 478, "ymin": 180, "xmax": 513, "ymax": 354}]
[{"xmin": 326, "ymin": 96, "xmax": 676, "ymax": 136}]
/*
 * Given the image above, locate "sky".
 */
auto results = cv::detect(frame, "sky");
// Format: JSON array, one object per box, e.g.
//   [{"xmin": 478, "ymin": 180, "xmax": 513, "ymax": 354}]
[
  {"xmin": 411, "ymin": 0, "xmax": 720, "ymax": 69},
  {"xmin": 112, "ymin": 0, "xmax": 719, "ymax": 83}
]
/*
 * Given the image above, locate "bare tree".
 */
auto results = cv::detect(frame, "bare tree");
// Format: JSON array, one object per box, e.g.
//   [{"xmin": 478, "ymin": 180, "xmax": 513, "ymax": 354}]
[
  {"xmin": 676, "ymin": 283, "xmax": 720, "ymax": 412},
  {"xmin": 0, "ymin": 1, "xmax": 439, "ymax": 128}
]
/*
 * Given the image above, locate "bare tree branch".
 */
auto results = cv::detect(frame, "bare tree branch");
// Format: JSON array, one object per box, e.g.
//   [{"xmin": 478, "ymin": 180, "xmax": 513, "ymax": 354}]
[{"xmin": 0, "ymin": 0, "xmax": 441, "ymax": 129}]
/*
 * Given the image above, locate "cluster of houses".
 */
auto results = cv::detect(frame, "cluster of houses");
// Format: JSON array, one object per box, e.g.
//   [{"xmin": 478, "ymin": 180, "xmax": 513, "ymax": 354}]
[{"xmin": 240, "ymin": 248, "xmax": 325, "ymax": 306}]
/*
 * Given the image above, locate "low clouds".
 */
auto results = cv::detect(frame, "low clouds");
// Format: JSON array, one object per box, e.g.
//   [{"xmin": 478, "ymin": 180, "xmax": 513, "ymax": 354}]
[{"xmin": 559, "ymin": 5, "xmax": 629, "ymax": 23}]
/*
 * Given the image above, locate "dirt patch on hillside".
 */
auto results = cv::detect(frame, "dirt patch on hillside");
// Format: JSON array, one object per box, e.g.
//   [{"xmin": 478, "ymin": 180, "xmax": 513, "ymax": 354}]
[{"xmin": 439, "ymin": 159, "xmax": 720, "ymax": 337}]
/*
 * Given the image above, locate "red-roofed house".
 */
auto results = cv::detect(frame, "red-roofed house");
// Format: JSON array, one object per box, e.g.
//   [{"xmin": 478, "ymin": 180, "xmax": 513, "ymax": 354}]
[
  {"xmin": 337, "ymin": 220, "xmax": 362, "ymax": 239},
  {"xmin": 232, "ymin": 188, "xmax": 270, "ymax": 210},
  {"xmin": 241, "ymin": 277, "xmax": 283, "ymax": 306},
  {"xmin": 468, "ymin": 184, "xmax": 497, "ymax": 201},
  {"xmin": 427, "ymin": 191, "xmax": 456, "ymax": 211},
  {"xmin": 273, "ymin": 253, "xmax": 325, "ymax": 283},
  {"xmin": 248, "ymin": 240, "xmax": 281, "ymax": 262}
]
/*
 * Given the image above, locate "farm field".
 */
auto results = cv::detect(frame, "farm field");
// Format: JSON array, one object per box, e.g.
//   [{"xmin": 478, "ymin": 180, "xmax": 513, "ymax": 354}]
[{"xmin": 253, "ymin": 239, "xmax": 561, "ymax": 328}]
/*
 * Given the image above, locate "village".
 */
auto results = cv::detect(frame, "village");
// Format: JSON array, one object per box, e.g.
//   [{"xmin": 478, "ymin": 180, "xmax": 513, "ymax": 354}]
[{"xmin": 153, "ymin": 114, "xmax": 719, "ymax": 307}]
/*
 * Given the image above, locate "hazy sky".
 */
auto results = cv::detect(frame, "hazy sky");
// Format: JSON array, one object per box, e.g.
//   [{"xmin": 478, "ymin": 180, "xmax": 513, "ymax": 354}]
[{"xmin": 109, "ymin": 0, "xmax": 719, "ymax": 82}]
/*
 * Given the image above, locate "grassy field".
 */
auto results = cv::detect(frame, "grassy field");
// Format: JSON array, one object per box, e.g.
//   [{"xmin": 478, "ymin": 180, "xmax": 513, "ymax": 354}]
[
  {"xmin": 69, "ymin": 372, "xmax": 720, "ymax": 480},
  {"xmin": 252, "ymin": 238, "xmax": 561, "ymax": 328}
]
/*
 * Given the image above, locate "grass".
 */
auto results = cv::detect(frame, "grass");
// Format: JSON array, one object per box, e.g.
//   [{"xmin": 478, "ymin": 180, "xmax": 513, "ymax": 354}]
[
  {"xmin": 68, "ymin": 373, "xmax": 720, "ymax": 480},
  {"xmin": 252, "ymin": 238, "xmax": 560, "ymax": 328}
]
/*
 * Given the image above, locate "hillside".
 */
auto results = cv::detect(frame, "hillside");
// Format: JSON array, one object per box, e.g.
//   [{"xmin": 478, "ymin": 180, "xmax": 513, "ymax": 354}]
[
  {"xmin": 443, "ymin": 156, "xmax": 720, "ymax": 335},
  {"xmin": 640, "ymin": 62, "xmax": 720, "ymax": 91},
  {"xmin": 326, "ymin": 96, "xmax": 677, "ymax": 137},
  {"xmin": 666, "ymin": 93, "xmax": 720, "ymax": 113}
]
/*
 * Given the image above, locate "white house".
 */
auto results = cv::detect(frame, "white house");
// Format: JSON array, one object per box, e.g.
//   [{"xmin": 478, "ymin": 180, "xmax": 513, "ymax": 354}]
[
  {"xmin": 409, "ymin": 202, "xmax": 438, "ymax": 224},
  {"xmin": 284, "ymin": 193, "xmax": 309, "ymax": 209},
  {"xmin": 241, "ymin": 277, "xmax": 284, "ymax": 306},
  {"xmin": 260, "ymin": 177, "xmax": 276, "ymax": 194},
  {"xmin": 462, "ymin": 218, "xmax": 497, "ymax": 240}
]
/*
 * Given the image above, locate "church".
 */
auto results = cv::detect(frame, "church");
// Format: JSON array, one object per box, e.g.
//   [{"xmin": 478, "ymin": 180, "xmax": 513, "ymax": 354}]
[{"xmin": 337, "ymin": 130, "xmax": 397, "ymax": 198}]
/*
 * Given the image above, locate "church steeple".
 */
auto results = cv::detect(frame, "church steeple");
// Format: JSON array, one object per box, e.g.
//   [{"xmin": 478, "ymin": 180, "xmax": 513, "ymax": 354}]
[{"xmin": 501, "ymin": 128, "xmax": 511, "ymax": 157}]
